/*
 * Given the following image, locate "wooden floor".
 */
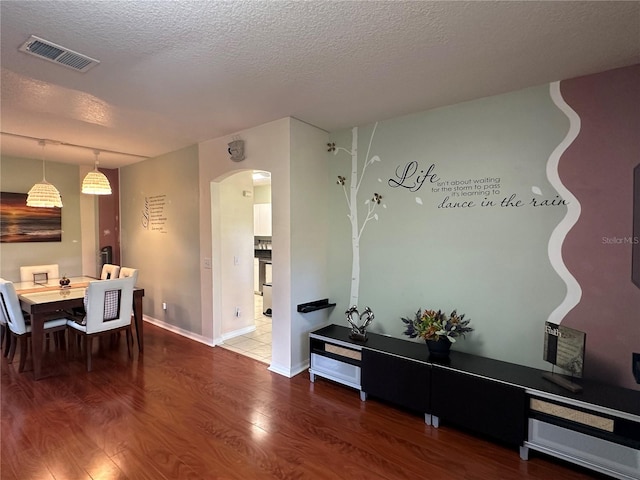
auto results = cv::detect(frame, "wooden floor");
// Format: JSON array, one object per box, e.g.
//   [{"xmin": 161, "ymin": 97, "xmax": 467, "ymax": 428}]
[{"xmin": 1, "ymin": 323, "xmax": 606, "ymax": 480}]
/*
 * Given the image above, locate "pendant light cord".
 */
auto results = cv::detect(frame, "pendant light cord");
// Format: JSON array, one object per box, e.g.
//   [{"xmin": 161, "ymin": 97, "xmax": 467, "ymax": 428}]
[{"xmin": 39, "ymin": 139, "xmax": 47, "ymax": 181}]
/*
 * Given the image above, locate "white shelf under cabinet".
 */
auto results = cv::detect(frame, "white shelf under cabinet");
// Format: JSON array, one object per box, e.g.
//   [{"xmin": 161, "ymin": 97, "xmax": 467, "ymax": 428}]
[
  {"xmin": 525, "ymin": 419, "xmax": 639, "ymax": 480},
  {"xmin": 310, "ymin": 353, "xmax": 361, "ymax": 390},
  {"xmin": 309, "ymin": 330, "xmax": 364, "ymax": 392}
]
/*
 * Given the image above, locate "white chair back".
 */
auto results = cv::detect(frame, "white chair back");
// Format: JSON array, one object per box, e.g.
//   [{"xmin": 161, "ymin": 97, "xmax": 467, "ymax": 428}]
[
  {"xmin": 0, "ymin": 286, "xmax": 7, "ymax": 352},
  {"xmin": 0, "ymin": 302, "xmax": 6, "ymax": 328},
  {"xmin": 0, "ymin": 280, "xmax": 10, "ymax": 329},
  {"xmin": 100, "ymin": 264, "xmax": 121, "ymax": 280},
  {"xmin": 118, "ymin": 267, "xmax": 139, "ymax": 284},
  {"xmin": 19, "ymin": 264, "xmax": 60, "ymax": 283},
  {"xmin": 0, "ymin": 279, "xmax": 28, "ymax": 335},
  {"xmin": 84, "ymin": 277, "xmax": 134, "ymax": 334}
]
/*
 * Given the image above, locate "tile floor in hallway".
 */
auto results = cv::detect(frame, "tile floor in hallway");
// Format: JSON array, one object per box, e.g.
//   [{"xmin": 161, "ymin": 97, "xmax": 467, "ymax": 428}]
[{"xmin": 220, "ymin": 294, "xmax": 272, "ymax": 364}]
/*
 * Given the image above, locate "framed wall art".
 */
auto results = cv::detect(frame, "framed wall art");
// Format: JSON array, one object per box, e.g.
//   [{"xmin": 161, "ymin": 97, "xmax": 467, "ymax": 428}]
[{"xmin": 0, "ymin": 192, "xmax": 62, "ymax": 243}]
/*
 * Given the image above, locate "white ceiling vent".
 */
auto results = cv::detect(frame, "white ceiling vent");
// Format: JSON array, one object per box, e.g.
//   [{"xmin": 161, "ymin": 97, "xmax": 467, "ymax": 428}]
[{"xmin": 19, "ymin": 35, "xmax": 100, "ymax": 73}]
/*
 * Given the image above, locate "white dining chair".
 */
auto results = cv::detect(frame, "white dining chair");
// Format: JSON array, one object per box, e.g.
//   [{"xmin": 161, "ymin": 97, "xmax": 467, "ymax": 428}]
[
  {"xmin": 100, "ymin": 264, "xmax": 121, "ymax": 280},
  {"xmin": 19, "ymin": 264, "xmax": 60, "ymax": 283},
  {"xmin": 67, "ymin": 276, "xmax": 135, "ymax": 372},
  {"xmin": 0, "ymin": 278, "xmax": 67, "ymax": 372},
  {"xmin": 118, "ymin": 267, "xmax": 138, "ymax": 284},
  {"xmin": 0, "ymin": 295, "xmax": 9, "ymax": 358}
]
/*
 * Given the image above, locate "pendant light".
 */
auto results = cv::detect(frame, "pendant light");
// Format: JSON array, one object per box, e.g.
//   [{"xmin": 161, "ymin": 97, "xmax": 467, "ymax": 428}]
[
  {"xmin": 82, "ymin": 150, "xmax": 112, "ymax": 195},
  {"xmin": 26, "ymin": 140, "xmax": 63, "ymax": 208}
]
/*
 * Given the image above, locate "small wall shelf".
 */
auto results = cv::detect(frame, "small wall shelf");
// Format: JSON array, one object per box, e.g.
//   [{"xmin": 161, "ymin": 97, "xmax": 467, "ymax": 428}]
[{"xmin": 297, "ymin": 299, "xmax": 336, "ymax": 313}]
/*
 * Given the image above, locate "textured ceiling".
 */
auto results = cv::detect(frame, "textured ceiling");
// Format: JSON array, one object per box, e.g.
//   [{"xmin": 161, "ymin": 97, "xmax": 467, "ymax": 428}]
[{"xmin": 1, "ymin": 1, "xmax": 639, "ymax": 168}]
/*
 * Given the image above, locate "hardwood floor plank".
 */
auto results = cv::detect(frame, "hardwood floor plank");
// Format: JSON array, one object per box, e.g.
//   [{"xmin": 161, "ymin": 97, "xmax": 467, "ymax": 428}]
[
  {"xmin": 0, "ymin": 445, "xmax": 57, "ymax": 480},
  {"xmin": 109, "ymin": 448, "xmax": 173, "ymax": 480},
  {"xmin": 2, "ymin": 323, "xmax": 606, "ymax": 480}
]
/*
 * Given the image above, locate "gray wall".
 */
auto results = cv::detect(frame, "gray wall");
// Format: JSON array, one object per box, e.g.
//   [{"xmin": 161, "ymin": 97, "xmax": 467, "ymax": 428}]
[
  {"xmin": 0, "ymin": 155, "xmax": 83, "ymax": 281},
  {"xmin": 120, "ymin": 144, "xmax": 202, "ymax": 334}
]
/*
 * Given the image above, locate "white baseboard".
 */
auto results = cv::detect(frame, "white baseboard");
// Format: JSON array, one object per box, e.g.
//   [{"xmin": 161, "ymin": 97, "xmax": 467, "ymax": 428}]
[
  {"xmin": 142, "ymin": 316, "xmax": 308, "ymax": 379},
  {"xmin": 221, "ymin": 324, "xmax": 256, "ymax": 342},
  {"xmin": 268, "ymin": 362, "xmax": 292, "ymax": 377},
  {"xmin": 291, "ymin": 359, "xmax": 310, "ymax": 377},
  {"xmin": 268, "ymin": 359, "xmax": 310, "ymax": 378},
  {"xmin": 143, "ymin": 315, "xmax": 215, "ymax": 347}
]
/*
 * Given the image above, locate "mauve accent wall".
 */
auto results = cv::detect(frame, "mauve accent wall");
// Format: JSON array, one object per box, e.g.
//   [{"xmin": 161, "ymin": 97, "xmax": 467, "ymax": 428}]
[
  {"xmin": 558, "ymin": 64, "xmax": 640, "ymax": 389},
  {"xmin": 634, "ymin": 164, "xmax": 640, "ymax": 289},
  {"xmin": 98, "ymin": 168, "xmax": 120, "ymax": 266}
]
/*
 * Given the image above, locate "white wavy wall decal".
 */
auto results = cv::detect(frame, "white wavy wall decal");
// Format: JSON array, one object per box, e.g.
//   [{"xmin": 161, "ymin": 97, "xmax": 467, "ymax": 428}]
[{"xmin": 547, "ymin": 81, "xmax": 582, "ymax": 324}]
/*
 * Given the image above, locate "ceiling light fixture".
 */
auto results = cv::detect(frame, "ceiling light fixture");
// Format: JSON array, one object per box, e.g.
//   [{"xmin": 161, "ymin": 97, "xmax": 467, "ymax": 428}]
[
  {"xmin": 252, "ymin": 171, "xmax": 271, "ymax": 180},
  {"xmin": 26, "ymin": 140, "xmax": 63, "ymax": 208},
  {"xmin": 82, "ymin": 151, "xmax": 112, "ymax": 195}
]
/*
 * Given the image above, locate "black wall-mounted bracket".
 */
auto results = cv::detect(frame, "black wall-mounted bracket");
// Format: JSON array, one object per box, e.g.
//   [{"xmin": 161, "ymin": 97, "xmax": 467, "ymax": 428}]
[{"xmin": 297, "ymin": 299, "xmax": 336, "ymax": 313}]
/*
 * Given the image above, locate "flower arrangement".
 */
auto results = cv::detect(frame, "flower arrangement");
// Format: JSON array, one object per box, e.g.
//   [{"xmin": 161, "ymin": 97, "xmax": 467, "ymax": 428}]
[{"xmin": 401, "ymin": 308, "xmax": 473, "ymax": 343}]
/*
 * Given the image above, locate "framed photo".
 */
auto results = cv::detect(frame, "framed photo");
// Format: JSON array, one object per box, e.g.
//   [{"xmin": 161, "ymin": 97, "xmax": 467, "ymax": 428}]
[
  {"xmin": 544, "ymin": 321, "xmax": 586, "ymax": 377},
  {"xmin": 0, "ymin": 192, "xmax": 62, "ymax": 243}
]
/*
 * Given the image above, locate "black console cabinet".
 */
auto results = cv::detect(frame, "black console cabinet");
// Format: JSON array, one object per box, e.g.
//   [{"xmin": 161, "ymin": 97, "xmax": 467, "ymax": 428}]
[
  {"xmin": 361, "ymin": 348, "xmax": 430, "ymax": 415},
  {"xmin": 309, "ymin": 325, "xmax": 640, "ymax": 480},
  {"xmin": 431, "ymin": 367, "xmax": 527, "ymax": 446}
]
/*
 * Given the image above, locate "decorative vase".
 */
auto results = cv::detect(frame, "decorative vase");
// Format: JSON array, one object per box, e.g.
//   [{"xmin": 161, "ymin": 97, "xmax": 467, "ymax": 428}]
[{"xmin": 426, "ymin": 337, "xmax": 451, "ymax": 358}]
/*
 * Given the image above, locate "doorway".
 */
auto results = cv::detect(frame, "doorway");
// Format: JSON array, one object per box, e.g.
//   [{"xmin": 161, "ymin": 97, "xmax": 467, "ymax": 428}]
[{"xmin": 216, "ymin": 170, "xmax": 272, "ymax": 364}]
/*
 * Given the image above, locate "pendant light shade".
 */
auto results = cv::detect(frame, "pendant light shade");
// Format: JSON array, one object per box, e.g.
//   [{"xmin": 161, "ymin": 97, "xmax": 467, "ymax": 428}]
[
  {"xmin": 26, "ymin": 140, "xmax": 63, "ymax": 208},
  {"xmin": 82, "ymin": 151, "xmax": 112, "ymax": 195}
]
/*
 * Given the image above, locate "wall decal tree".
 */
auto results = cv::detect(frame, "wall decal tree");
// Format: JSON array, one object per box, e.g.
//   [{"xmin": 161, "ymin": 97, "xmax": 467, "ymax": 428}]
[{"xmin": 332, "ymin": 122, "xmax": 386, "ymax": 307}]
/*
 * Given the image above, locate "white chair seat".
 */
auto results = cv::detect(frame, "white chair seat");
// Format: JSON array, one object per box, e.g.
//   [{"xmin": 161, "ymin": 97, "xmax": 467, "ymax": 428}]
[
  {"xmin": 67, "ymin": 321, "xmax": 88, "ymax": 332},
  {"xmin": 26, "ymin": 318, "xmax": 68, "ymax": 332}
]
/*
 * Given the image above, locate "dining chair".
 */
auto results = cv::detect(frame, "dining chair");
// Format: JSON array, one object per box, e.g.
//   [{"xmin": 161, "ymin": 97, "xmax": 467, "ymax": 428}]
[
  {"xmin": 67, "ymin": 276, "xmax": 135, "ymax": 372},
  {"xmin": 19, "ymin": 264, "xmax": 60, "ymax": 283},
  {"xmin": 100, "ymin": 263, "xmax": 121, "ymax": 280},
  {"xmin": 0, "ymin": 298, "xmax": 10, "ymax": 358},
  {"xmin": 118, "ymin": 267, "xmax": 139, "ymax": 284},
  {"xmin": 0, "ymin": 278, "xmax": 67, "ymax": 373},
  {"xmin": 115, "ymin": 267, "xmax": 139, "ymax": 348}
]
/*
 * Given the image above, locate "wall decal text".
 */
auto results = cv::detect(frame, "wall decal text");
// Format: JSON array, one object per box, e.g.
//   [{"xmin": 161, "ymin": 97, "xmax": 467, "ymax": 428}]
[{"xmin": 389, "ymin": 162, "xmax": 567, "ymax": 211}]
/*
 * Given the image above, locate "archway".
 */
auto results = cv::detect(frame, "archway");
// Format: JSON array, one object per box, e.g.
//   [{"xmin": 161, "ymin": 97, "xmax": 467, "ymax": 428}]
[{"xmin": 211, "ymin": 169, "xmax": 272, "ymax": 365}]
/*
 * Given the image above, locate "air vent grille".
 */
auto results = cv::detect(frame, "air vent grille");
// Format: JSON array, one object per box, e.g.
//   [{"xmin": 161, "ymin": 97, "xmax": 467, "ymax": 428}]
[
  {"xmin": 19, "ymin": 35, "xmax": 99, "ymax": 73},
  {"xmin": 28, "ymin": 40, "xmax": 65, "ymax": 60}
]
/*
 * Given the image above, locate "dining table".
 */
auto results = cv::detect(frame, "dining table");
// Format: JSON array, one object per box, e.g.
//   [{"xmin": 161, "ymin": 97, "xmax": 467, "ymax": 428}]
[{"xmin": 15, "ymin": 276, "xmax": 145, "ymax": 380}]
